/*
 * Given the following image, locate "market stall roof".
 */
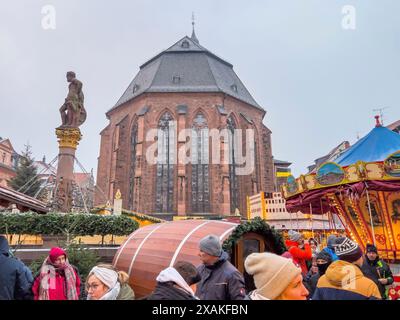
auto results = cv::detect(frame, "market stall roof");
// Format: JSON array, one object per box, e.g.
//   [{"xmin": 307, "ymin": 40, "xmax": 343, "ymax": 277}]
[
  {"xmin": 335, "ymin": 118, "xmax": 400, "ymax": 166},
  {"xmin": 0, "ymin": 185, "xmax": 49, "ymax": 213}
]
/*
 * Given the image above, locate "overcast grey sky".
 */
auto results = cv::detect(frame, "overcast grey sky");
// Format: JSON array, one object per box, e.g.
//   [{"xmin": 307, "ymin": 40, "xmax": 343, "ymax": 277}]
[{"xmin": 1, "ymin": 0, "xmax": 399, "ymax": 179}]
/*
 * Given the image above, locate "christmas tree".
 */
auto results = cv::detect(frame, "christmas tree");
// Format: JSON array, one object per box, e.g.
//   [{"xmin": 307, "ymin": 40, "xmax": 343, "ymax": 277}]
[{"xmin": 9, "ymin": 144, "xmax": 42, "ymax": 197}]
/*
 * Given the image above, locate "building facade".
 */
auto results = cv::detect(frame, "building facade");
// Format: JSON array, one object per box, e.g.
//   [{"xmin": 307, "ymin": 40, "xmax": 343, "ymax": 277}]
[
  {"xmin": 273, "ymin": 159, "xmax": 292, "ymax": 192},
  {"xmin": 265, "ymin": 192, "xmax": 335, "ymax": 230},
  {"xmin": 95, "ymin": 34, "xmax": 275, "ymax": 218},
  {"xmin": 0, "ymin": 138, "xmax": 20, "ymax": 188}
]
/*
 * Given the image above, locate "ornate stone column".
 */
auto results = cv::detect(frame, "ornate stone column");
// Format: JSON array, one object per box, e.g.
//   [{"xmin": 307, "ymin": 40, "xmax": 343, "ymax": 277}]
[{"xmin": 54, "ymin": 127, "xmax": 82, "ymax": 212}]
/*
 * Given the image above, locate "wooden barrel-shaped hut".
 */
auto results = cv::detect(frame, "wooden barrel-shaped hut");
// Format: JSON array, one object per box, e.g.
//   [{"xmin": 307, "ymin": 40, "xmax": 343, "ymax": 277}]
[{"xmin": 113, "ymin": 219, "xmax": 285, "ymax": 298}]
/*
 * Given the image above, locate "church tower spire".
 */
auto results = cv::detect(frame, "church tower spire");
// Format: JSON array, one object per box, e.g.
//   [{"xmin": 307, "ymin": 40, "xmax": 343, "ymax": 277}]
[{"xmin": 191, "ymin": 12, "xmax": 199, "ymax": 44}]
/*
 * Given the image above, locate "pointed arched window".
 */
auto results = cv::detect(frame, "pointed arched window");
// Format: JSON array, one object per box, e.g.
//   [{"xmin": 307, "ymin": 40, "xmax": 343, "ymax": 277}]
[
  {"xmin": 155, "ymin": 112, "xmax": 175, "ymax": 212},
  {"xmin": 191, "ymin": 113, "xmax": 210, "ymax": 213},
  {"xmin": 128, "ymin": 121, "xmax": 138, "ymax": 210},
  {"xmin": 227, "ymin": 116, "xmax": 239, "ymax": 213}
]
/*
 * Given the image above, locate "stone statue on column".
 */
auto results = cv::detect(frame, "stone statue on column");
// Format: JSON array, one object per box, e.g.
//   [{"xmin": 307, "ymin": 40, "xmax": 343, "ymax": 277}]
[
  {"xmin": 54, "ymin": 71, "xmax": 87, "ymax": 213},
  {"xmin": 59, "ymin": 71, "xmax": 87, "ymax": 128}
]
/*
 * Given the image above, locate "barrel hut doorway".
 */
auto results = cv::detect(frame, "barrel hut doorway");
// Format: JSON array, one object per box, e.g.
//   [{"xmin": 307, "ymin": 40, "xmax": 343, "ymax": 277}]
[{"xmin": 112, "ymin": 218, "xmax": 286, "ymax": 298}]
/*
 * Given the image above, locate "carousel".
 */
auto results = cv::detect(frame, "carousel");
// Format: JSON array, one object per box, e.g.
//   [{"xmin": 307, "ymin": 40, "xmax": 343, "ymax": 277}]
[{"xmin": 282, "ymin": 116, "xmax": 400, "ymax": 262}]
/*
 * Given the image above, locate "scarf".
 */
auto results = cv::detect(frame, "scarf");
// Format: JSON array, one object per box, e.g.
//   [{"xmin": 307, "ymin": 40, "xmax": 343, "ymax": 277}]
[
  {"xmin": 99, "ymin": 282, "xmax": 121, "ymax": 300},
  {"xmin": 317, "ymin": 262, "xmax": 330, "ymax": 276},
  {"xmin": 249, "ymin": 290, "xmax": 270, "ymax": 300},
  {"xmin": 87, "ymin": 282, "xmax": 121, "ymax": 300},
  {"xmin": 38, "ymin": 256, "xmax": 78, "ymax": 300}
]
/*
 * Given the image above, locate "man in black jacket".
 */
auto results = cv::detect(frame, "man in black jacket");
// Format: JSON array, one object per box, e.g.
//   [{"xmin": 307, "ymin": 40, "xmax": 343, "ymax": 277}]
[
  {"xmin": 196, "ymin": 234, "xmax": 246, "ymax": 300},
  {"xmin": 0, "ymin": 235, "xmax": 33, "ymax": 300},
  {"xmin": 361, "ymin": 244, "xmax": 394, "ymax": 299},
  {"xmin": 147, "ymin": 261, "xmax": 201, "ymax": 300}
]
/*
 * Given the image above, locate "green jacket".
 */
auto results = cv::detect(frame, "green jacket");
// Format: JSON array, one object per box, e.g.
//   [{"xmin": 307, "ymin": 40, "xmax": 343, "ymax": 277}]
[{"xmin": 117, "ymin": 283, "xmax": 135, "ymax": 300}]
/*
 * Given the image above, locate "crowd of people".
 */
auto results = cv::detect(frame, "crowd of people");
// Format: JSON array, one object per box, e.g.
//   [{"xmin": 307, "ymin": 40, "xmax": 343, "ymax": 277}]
[{"xmin": 0, "ymin": 231, "xmax": 396, "ymax": 300}]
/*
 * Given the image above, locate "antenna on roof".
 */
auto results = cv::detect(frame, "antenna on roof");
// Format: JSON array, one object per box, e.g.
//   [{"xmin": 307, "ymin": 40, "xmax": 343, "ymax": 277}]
[
  {"xmin": 191, "ymin": 12, "xmax": 199, "ymax": 44},
  {"xmin": 372, "ymin": 107, "xmax": 389, "ymax": 125}
]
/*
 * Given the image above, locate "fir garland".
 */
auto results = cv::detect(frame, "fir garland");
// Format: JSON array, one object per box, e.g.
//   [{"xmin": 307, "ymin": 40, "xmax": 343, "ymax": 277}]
[
  {"xmin": 222, "ymin": 217, "xmax": 287, "ymax": 255},
  {"xmin": 0, "ymin": 212, "xmax": 138, "ymax": 236},
  {"xmin": 122, "ymin": 210, "xmax": 164, "ymax": 223}
]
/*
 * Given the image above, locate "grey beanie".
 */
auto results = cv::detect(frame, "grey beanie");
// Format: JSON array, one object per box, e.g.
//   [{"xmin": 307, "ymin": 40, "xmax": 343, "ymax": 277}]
[
  {"xmin": 288, "ymin": 230, "xmax": 303, "ymax": 242},
  {"xmin": 199, "ymin": 234, "xmax": 222, "ymax": 257}
]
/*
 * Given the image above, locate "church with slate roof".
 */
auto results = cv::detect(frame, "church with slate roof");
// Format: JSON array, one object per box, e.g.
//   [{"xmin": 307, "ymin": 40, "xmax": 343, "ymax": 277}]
[{"xmin": 95, "ymin": 29, "xmax": 275, "ymax": 219}]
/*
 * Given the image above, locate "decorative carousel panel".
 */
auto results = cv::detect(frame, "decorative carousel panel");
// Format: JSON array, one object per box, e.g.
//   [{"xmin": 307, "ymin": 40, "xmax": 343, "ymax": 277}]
[
  {"xmin": 299, "ymin": 175, "xmax": 307, "ymax": 192},
  {"xmin": 343, "ymin": 197, "xmax": 369, "ymax": 245},
  {"xmin": 281, "ymin": 185, "xmax": 288, "ymax": 198},
  {"xmin": 305, "ymin": 174, "xmax": 317, "ymax": 189},
  {"xmin": 316, "ymin": 162, "xmax": 345, "ymax": 186},
  {"xmin": 345, "ymin": 164, "xmax": 360, "ymax": 182},
  {"xmin": 377, "ymin": 191, "xmax": 398, "ymax": 259},
  {"xmin": 358, "ymin": 192, "xmax": 392, "ymax": 258},
  {"xmin": 385, "ymin": 192, "xmax": 400, "ymax": 250},
  {"xmin": 365, "ymin": 163, "xmax": 385, "ymax": 180},
  {"xmin": 297, "ymin": 178, "xmax": 304, "ymax": 193},
  {"xmin": 384, "ymin": 151, "xmax": 400, "ymax": 178},
  {"xmin": 286, "ymin": 175, "xmax": 298, "ymax": 195}
]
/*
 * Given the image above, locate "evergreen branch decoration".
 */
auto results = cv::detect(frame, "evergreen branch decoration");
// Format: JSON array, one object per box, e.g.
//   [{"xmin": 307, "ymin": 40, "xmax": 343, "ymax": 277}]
[
  {"xmin": 222, "ymin": 217, "xmax": 287, "ymax": 255},
  {"xmin": 121, "ymin": 210, "xmax": 165, "ymax": 223},
  {"xmin": 0, "ymin": 212, "xmax": 139, "ymax": 237}
]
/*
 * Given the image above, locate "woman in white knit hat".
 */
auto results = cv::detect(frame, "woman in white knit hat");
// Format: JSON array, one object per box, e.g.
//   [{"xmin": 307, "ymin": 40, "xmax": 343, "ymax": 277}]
[
  {"xmin": 86, "ymin": 264, "xmax": 134, "ymax": 300},
  {"xmin": 244, "ymin": 252, "xmax": 309, "ymax": 300}
]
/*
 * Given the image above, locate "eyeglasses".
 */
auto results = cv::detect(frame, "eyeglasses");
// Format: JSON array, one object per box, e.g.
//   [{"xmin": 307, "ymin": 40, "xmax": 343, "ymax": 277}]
[{"xmin": 86, "ymin": 283, "xmax": 102, "ymax": 291}]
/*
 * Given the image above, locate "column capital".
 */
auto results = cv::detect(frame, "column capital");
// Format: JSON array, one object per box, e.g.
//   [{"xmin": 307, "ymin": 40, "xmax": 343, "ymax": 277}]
[{"xmin": 56, "ymin": 127, "xmax": 82, "ymax": 149}]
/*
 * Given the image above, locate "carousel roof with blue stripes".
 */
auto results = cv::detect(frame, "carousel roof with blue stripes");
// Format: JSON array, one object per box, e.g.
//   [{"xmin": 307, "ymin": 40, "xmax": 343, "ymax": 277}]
[{"xmin": 335, "ymin": 117, "xmax": 400, "ymax": 166}]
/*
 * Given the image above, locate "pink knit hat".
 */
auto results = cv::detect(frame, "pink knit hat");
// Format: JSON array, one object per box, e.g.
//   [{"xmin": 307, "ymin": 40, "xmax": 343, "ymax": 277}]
[{"xmin": 49, "ymin": 247, "xmax": 67, "ymax": 263}]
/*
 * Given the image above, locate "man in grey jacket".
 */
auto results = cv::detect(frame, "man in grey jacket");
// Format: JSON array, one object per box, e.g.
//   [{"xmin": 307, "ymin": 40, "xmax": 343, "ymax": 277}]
[{"xmin": 195, "ymin": 234, "xmax": 246, "ymax": 300}]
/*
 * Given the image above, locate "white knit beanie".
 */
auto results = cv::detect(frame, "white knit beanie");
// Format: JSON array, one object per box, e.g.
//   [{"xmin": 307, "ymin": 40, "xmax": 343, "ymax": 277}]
[
  {"xmin": 245, "ymin": 252, "xmax": 302, "ymax": 300},
  {"xmin": 90, "ymin": 266, "xmax": 119, "ymax": 289}
]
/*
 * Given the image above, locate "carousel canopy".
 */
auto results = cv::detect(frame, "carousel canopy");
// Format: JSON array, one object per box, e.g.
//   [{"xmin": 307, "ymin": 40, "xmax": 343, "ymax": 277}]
[
  {"xmin": 281, "ymin": 117, "xmax": 400, "ymax": 260},
  {"xmin": 335, "ymin": 123, "xmax": 400, "ymax": 166},
  {"xmin": 282, "ymin": 116, "xmax": 400, "ymax": 214}
]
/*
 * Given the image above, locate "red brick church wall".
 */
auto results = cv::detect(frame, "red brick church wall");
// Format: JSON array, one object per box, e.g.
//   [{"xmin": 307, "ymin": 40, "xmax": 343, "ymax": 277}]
[{"xmin": 95, "ymin": 92, "xmax": 275, "ymax": 217}]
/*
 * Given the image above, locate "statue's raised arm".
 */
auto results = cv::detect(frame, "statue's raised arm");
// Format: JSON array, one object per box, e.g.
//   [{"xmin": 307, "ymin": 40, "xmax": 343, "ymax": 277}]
[{"xmin": 59, "ymin": 71, "xmax": 87, "ymax": 128}]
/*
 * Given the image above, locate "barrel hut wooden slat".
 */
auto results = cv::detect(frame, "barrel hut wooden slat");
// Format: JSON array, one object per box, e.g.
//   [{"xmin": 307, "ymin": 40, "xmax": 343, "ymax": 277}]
[{"xmin": 113, "ymin": 219, "xmax": 280, "ymax": 298}]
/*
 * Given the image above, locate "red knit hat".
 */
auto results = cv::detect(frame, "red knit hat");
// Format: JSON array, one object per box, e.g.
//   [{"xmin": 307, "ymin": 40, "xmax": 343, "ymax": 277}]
[{"xmin": 49, "ymin": 247, "xmax": 67, "ymax": 263}]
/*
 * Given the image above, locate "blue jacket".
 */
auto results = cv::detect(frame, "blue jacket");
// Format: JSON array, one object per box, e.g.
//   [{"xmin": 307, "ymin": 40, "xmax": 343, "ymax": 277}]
[{"xmin": 0, "ymin": 236, "xmax": 33, "ymax": 300}]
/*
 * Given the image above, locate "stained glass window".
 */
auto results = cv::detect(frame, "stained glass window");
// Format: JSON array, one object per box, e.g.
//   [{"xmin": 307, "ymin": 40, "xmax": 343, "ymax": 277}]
[
  {"xmin": 191, "ymin": 113, "xmax": 210, "ymax": 213},
  {"xmin": 128, "ymin": 122, "xmax": 138, "ymax": 210},
  {"xmin": 227, "ymin": 116, "xmax": 239, "ymax": 214},
  {"xmin": 155, "ymin": 112, "xmax": 175, "ymax": 212}
]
